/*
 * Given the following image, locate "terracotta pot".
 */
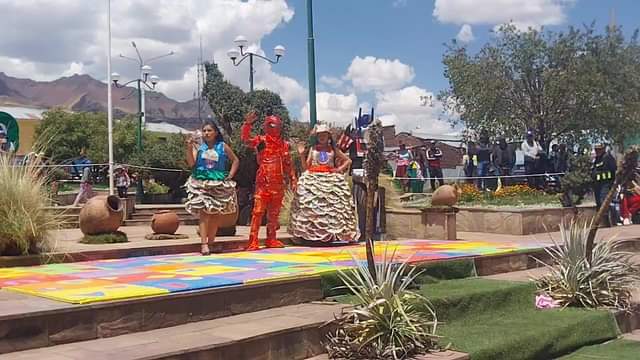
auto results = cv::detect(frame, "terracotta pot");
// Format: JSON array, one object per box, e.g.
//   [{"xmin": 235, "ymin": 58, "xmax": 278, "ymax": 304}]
[
  {"xmin": 151, "ymin": 210, "xmax": 180, "ymax": 234},
  {"xmin": 79, "ymin": 195, "xmax": 123, "ymax": 235},
  {"xmin": 431, "ymin": 184, "xmax": 459, "ymax": 206},
  {"xmin": 217, "ymin": 210, "xmax": 239, "ymax": 228}
]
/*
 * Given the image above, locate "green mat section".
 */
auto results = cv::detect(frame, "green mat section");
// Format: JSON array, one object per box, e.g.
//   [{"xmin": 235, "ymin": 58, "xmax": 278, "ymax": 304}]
[
  {"xmin": 334, "ymin": 278, "xmax": 620, "ymax": 360},
  {"xmin": 557, "ymin": 339, "xmax": 640, "ymax": 359}
]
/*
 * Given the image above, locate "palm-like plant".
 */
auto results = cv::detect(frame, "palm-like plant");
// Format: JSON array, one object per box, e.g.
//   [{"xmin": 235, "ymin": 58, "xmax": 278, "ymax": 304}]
[
  {"xmin": 326, "ymin": 251, "xmax": 439, "ymax": 360},
  {"xmin": 536, "ymin": 219, "xmax": 640, "ymax": 310}
]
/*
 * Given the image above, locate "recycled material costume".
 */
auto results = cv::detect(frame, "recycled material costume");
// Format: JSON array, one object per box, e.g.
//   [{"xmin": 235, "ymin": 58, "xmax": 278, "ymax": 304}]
[
  {"xmin": 288, "ymin": 138, "xmax": 359, "ymax": 244},
  {"xmin": 185, "ymin": 141, "xmax": 237, "ymax": 216},
  {"xmin": 241, "ymin": 114, "xmax": 297, "ymax": 250}
]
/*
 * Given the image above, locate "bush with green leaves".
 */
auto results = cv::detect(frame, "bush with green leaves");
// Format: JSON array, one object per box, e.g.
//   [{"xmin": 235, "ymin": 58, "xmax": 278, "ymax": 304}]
[
  {"xmin": 536, "ymin": 219, "xmax": 640, "ymax": 310},
  {"xmin": 326, "ymin": 251, "xmax": 439, "ymax": 360},
  {"xmin": 0, "ymin": 154, "xmax": 61, "ymax": 255}
]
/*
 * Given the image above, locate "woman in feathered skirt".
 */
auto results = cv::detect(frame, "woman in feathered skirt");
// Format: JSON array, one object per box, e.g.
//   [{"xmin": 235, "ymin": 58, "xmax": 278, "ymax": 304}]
[
  {"xmin": 289, "ymin": 124, "xmax": 358, "ymax": 244},
  {"xmin": 185, "ymin": 120, "xmax": 239, "ymax": 255}
]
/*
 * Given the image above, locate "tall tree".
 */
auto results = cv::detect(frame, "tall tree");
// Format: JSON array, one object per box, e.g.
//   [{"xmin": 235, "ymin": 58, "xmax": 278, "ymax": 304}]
[
  {"xmin": 203, "ymin": 62, "xmax": 246, "ymax": 136},
  {"xmin": 440, "ymin": 24, "xmax": 640, "ymax": 148}
]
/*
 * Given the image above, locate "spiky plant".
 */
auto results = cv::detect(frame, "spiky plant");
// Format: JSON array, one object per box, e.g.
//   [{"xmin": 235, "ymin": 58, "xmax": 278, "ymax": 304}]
[
  {"xmin": 326, "ymin": 251, "xmax": 439, "ymax": 360},
  {"xmin": 0, "ymin": 153, "xmax": 62, "ymax": 255},
  {"xmin": 536, "ymin": 219, "xmax": 640, "ymax": 310}
]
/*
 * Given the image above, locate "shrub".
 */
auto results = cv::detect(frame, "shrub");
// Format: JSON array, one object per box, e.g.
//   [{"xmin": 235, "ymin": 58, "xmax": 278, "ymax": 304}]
[
  {"xmin": 326, "ymin": 251, "xmax": 439, "ymax": 360},
  {"xmin": 536, "ymin": 219, "xmax": 640, "ymax": 310},
  {"xmin": 0, "ymin": 154, "xmax": 61, "ymax": 255},
  {"xmin": 144, "ymin": 180, "xmax": 170, "ymax": 195}
]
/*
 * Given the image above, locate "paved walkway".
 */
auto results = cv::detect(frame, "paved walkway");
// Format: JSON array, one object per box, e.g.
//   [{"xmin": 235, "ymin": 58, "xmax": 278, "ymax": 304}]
[{"xmin": 43, "ymin": 224, "xmax": 640, "ymax": 257}]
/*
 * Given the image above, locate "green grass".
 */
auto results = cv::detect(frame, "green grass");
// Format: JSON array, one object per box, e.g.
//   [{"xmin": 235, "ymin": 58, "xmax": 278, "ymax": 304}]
[
  {"xmin": 557, "ymin": 339, "xmax": 640, "ymax": 359},
  {"xmin": 458, "ymin": 193, "xmax": 561, "ymax": 207},
  {"xmin": 333, "ymin": 277, "xmax": 620, "ymax": 360},
  {"xmin": 80, "ymin": 231, "xmax": 129, "ymax": 244}
]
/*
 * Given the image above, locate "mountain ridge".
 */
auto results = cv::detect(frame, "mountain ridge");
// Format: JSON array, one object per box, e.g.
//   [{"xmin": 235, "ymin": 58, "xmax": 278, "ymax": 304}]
[{"xmin": 0, "ymin": 72, "xmax": 210, "ymax": 129}]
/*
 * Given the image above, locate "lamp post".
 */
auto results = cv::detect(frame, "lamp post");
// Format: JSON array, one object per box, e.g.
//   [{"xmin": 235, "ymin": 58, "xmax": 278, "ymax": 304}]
[
  {"xmin": 306, "ymin": 0, "xmax": 317, "ymax": 129},
  {"xmin": 227, "ymin": 36, "xmax": 285, "ymax": 92},
  {"xmin": 112, "ymin": 43, "xmax": 173, "ymax": 201},
  {"xmin": 110, "ymin": 67, "xmax": 160, "ymax": 201}
]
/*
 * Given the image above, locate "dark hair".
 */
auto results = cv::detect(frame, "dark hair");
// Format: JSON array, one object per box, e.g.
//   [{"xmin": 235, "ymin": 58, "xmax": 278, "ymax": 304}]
[{"xmin": 202, "ymin": 120, "xmax": 224, "ymax": 143}]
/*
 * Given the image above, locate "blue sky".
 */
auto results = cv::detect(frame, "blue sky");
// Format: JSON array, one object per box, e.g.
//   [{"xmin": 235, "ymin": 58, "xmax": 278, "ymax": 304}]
[
  {"xmin": 0, "ymin": 0, "xmax": 637, "ymax": 134},
  {"xmin": 256, "ymin": 0, "xmax": 639, "ymax": 133}
]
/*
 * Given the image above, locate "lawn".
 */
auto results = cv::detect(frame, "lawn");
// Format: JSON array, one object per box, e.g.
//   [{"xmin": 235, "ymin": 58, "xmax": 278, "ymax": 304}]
[
  {"xmin": 333, "ymin": 277, "xmax": 620, "ymax": 360},
  {"xmin": 557, "ymin": 339, "xmax": 640, "ymax": 359}
]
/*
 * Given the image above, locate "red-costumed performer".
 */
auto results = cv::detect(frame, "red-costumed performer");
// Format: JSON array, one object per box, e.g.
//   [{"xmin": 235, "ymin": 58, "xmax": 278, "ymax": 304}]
[{"xmin": 241, "ymin": 111, "xmax": 297, "ymax": 251}]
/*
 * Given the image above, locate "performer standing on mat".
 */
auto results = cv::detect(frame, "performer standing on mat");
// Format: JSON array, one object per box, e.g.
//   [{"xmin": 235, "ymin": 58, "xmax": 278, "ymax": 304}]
[
  {"xmin": 241, "ymin": 111, "xmax": 297, "ymax": 251},
  {"xmin": 289, "ymin": 124, "xmax": 358, "ymax": 244},
  {"xmin": 185, "ymin": 120, "xmax": 239, "ymax": 255}
]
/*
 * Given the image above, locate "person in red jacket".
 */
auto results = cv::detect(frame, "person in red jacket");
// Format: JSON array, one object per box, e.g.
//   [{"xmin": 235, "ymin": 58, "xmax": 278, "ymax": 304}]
[{"xmin": 241, "ymin": 111, "xmax": 297, "ymax": 251}]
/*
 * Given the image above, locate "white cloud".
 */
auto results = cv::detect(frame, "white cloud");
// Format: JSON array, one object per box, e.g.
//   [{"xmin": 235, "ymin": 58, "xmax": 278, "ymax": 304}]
[
  {"xmin": 376, "ymin": 86, "xmax": 452, "ymax": 135},
  {"xmin": 393, "ymin": 0, "xmax": 408, "ymax": 8},
  {"xmin": 0, "ymin": 0, "xmax": 304, "ymax": 105},
  {"xmin": 300, "ymin": 92, "xmax": 359, "ymax": 127},
  {"xmin": 433, "ymin": 0, "xmax": 576, "ymax": 29},
  {"xmin": 456, "ymin": 24, "xmax": 475, "ymax": 43},
  {"xmin": 320, "ymin": 75, "xmax": 344, "ymax": 89},
  {"xmin": 345, "ymin": 56, "xmax": 415, "ymax": 92}
]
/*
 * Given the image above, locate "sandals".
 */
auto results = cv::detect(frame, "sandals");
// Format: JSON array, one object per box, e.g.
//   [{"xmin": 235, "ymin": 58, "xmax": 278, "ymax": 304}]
[{"xmin": 201, "ymin": 244, "xmax": 211, "ymax": 256}]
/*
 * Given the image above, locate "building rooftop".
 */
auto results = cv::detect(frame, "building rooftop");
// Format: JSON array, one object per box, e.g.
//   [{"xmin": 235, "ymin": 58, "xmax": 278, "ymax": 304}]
[
  {"xmin": 0, "ymin": 106, "xmax": 46, "ymax": 120},
  {"xmin": 145, "ymin": 121, "xmax": 190, "ymax": 134}
]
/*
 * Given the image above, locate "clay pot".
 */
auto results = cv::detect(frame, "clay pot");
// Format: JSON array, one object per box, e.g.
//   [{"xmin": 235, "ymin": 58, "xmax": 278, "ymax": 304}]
[
  {"xmin": 79, "ymin": 195, "xmax": 123, "ymax": 235},
  {"xmin": 151, "ymin": 210, "xmax": 180, "ymax": 234},
  {"xmin": 431, "ymin": 184, "xmax": 459, "ymax": 206},
  {"xmin": 217, "ymin": 210, "xmax": 239, "ymax": 228}
]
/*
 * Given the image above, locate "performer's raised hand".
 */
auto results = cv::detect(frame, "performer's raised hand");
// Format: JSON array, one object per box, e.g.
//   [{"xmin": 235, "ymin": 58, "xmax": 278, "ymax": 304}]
[
  {"xmin": 296, "ymin": 142, "xmax": 306, "ymax": 156},
  {"xmin": 245, "ymin": 111, "xmax": 258, "ymax": 124}
]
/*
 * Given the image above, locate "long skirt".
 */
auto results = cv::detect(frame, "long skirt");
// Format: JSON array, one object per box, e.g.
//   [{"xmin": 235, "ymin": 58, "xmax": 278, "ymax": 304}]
[
  {"xmin": 288, "ymin": 171, "xmax": 358, "ymax": 243},
  {"xmin": 185, "ymin": 177, "xmax": 237, "ymax": 215}
]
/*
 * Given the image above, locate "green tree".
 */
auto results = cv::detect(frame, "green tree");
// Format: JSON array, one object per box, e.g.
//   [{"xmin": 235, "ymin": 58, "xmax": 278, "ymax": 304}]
[
  {"xmin": 36, "ymin": 109, "xmax": 107, "ymax": 162},
  {"xmin": 440, "ymin": 24, "xmax": 640, "ymax": 148},
  {"xmin": 203, "ymin": 62, "xmax": 246, "ymax": 136}
]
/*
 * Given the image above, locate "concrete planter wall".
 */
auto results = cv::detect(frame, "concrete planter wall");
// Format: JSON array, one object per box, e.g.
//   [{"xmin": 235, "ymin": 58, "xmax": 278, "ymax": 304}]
[
  {"xmin": 386, "ymin": 207, "xmax": 457, "ymax": 240},
  {"xmin": 387, "ymin": 205, "xmax": 596, "ymax": 238},
  {"xmin": 456, "ymin": 206, "xmax": 596, "ymax": 235}
]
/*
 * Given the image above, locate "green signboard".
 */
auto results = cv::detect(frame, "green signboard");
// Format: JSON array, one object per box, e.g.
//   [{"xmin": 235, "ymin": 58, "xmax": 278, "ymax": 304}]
[{"xmin": 0, "ymin": 111, "xmax": 19, "ymax": 152}]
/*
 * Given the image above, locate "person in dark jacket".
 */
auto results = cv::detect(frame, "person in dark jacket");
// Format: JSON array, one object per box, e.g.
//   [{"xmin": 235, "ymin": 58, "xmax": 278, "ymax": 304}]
[
  {"xmin": 426, "ymin": 141, "xmax": 444, "ymax": 191},
  {"xmin": 464, "ymin": 141, "xmax": 478, "ymax": 183},
  {"xmin": 492, "ymin": 138, "xmax": 515, "ymax": 186},
  {"xmin": 591, "ymin": 143, "xmax": 617, "ymax": 222},
  {"xmin": 477, "ymin": 135, "xmax": 492, "ymax": 190}
]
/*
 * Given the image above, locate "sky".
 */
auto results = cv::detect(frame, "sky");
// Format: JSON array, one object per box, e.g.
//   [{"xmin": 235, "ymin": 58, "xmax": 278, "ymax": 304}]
[{"xmin": 0, "ymin": 0, "xmax": 637, "ymax": 135}]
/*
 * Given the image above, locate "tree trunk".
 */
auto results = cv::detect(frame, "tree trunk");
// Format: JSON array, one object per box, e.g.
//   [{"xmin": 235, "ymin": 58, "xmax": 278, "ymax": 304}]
[
  {"xmin": 365, "ymin": 179, "xmax": 377, "ymax": 280},
  {"xmin": 585, "ymin": 182, "xmax": 618, "ymax": 263}
]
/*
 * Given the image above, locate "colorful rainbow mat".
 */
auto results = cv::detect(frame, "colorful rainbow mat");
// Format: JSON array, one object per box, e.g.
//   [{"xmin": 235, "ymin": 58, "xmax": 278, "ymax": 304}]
[{"xmin": 0, "ymin": 240, "xmax": 546, "ymax": 304}]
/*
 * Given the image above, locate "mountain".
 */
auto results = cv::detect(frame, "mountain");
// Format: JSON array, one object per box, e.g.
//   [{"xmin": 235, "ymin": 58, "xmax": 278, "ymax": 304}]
[{"xmin": 0, "ymin": 72, "xmax": 211, "ymax": 129}]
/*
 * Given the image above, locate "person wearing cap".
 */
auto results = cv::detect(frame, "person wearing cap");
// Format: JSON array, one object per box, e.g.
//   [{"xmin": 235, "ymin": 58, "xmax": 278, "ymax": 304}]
[
  {"xmin": 591, "ymin": 143, "xmax": 617, "ymax": 219},
  {"xmin": 521, "ymin": 130, "xmax": 543, "ymax": 189},
  {"xmin": 288, "ymin": 123, "xmax": 358, "ymax": 244},
  {"xmin": 114, "ymin": 165, "xmax": 131, "ymax": 198},
  {"xmin": 426, "ymin": 140, "xmax": 444, "ymax": 191}
]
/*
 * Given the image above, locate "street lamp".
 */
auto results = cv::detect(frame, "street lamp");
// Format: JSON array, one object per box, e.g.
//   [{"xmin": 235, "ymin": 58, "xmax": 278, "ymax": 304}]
[{"xmin": 227, "ymin": 35, "xmax": 285, "ymax": 92}]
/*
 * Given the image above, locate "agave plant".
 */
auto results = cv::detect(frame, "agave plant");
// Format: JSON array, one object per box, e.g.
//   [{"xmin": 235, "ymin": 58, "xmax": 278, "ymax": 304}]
[
  {"xmin": 0, "ymin": 153, "xmax": 61, "ymax": 255},
  {"xmin": 536, "ymin": 219, "xmax": 640, "ymax": 310},
  {"xmin": 326, "ymin": 250, "xmax": 439, "ymax": 360}
]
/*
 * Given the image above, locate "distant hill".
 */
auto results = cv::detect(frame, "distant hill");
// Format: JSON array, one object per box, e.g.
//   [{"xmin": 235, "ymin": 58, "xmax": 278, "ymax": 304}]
[{"xmin": 0, "ymin": 72, "xmax": 211, "ymax": 129}]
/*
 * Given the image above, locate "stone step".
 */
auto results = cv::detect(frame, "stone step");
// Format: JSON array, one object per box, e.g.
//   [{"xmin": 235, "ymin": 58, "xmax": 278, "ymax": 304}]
[
  {"xmin": 0, "ymin": 303, "xmax": 342, "ymax": 360},
  {"xmin": 0, "ymin": 278, "xmax": 323, "ymax": 355}
]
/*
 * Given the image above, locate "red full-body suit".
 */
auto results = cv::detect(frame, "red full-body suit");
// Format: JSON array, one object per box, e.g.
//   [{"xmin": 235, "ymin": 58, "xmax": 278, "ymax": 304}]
[{"xmin": 241, "ymin": 114, "xmax": 296, "ymax": 250}]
